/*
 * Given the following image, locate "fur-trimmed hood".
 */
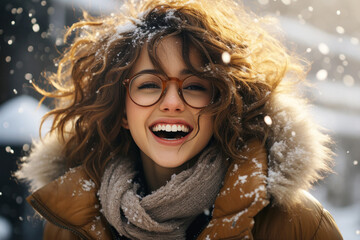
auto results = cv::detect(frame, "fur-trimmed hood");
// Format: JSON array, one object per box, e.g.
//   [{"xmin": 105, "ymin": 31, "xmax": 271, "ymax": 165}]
[{"xmin": 15, "ymin": 92, "xmax": 332, "ymax": 209}]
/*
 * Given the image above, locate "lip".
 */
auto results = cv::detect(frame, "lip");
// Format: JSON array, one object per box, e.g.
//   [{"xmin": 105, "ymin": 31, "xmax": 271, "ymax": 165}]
[{"xmin": 149, "ymin": 119, "xmax": 193, "ymax": 146}]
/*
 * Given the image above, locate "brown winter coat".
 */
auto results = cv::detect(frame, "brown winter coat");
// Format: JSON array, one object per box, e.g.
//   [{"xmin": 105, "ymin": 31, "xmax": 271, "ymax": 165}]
[
  {"xmin": 26, "ymin": 140, "xmax": 342, "ymax": 240},
  {"xmin": 17, "ymin": 92, "xmax": 344, "ymax": 239}
]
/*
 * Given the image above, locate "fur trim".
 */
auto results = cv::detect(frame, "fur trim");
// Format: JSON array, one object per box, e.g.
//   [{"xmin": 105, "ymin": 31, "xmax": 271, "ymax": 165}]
[
  {"xmin": 265, "ymin": 93, "xmax": 332, "ymax": 208},
  {"xmin": 15, "ymin": 93, "xmax": 333, "ymax": 209},
  {"xmin": 14, "ymin": 134, "xmax": 67, "ymax": 192}
]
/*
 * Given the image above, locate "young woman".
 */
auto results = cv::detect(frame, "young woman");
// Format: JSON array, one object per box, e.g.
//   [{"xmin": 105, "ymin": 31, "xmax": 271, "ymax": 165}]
[{"xmin": 16, "ymin": 0, "xmax": 343, "ymax": 239}]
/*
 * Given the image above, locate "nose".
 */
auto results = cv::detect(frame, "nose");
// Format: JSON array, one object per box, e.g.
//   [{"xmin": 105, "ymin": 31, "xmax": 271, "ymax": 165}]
[{"xmin": 159, "ymin": 82, "xmax": 185, "ymax": 112}]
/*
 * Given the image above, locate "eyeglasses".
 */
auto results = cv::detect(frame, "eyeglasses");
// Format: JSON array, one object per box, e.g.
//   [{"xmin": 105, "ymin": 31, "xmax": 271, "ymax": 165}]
[{"xmin": 123, "ymin": 73, "xmax": 214, "ymax": 108}]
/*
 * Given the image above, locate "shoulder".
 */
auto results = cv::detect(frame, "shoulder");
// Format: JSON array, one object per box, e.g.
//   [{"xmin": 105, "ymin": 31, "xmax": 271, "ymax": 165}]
[
  {"xmin": 28, "ymin": 166, "xmax": 113, "ymax": 240},
  {"xmin": 252, "ymin": 191, "xmax": 343, "ymax": 240}
]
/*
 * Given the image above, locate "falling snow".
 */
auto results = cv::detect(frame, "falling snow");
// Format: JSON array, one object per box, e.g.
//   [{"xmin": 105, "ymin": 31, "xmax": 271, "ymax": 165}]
[
  {"xmin": 5, "ymin": 146, "xmax": 14, "ymax": 154},
  {"xmin": 22, "ymin": 144, "xmax": 30, "ymax": 151},
  {"xmin": 264, "ymin": 116, "xmax": 272, "ymax": 126},
  {"xmin": 316, "ymin": 69, "xmax": 328, "ymax": 81},
  {"xmin": 32, "ymin": 24, "xmax": 40, "ymax": 32},
  {"xmin": 318, "ymin": 43, "xmax": 330, "ymax": 55},
  {"xmin": 204, "ymin": 209, "xmax": 210, "ymax": 216},
  {"xmin": 221, "ymin": 52, "xmax": 231, "ymax": 64},
  {"xmin": 343, "ymin": 75, "xmax": 354, "ymax": 87},
  {"xmin": 335, "ymin": 26, "xmax": 345, "ymax": 35}
]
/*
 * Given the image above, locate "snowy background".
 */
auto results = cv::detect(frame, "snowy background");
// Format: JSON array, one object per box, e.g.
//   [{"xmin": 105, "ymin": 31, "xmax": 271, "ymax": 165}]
[{"xmin": 0, "ymin": 0, "xmax": 359, "ymax": 239}]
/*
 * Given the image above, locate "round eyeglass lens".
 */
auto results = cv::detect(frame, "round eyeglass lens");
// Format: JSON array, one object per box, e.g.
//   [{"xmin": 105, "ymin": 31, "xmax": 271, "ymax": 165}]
[
  {"xmin": 182, "ymin": 76, "xmax": 213, "ymax": 108},
  {"xmin": 129, "ymin": 74, "xmax": 163, "ymax": 106}
]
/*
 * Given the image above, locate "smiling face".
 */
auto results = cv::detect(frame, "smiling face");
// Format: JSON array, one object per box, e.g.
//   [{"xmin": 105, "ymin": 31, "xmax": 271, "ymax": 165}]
[{"xmin": 124, "ymin": 36, "xmax": 214, "ymax": 168}]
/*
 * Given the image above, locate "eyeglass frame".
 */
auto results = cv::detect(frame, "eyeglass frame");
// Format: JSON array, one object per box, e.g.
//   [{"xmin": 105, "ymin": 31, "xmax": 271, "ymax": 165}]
[{"xmin": 123, "ymin": 72, "xmax": 215, "ymax": 109}]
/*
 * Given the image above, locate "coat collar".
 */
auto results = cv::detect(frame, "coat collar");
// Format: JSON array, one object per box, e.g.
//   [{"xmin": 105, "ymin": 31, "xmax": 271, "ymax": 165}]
[{"xmin": 198, "ymin": 139, "xmax": 269, "ymax": 239}]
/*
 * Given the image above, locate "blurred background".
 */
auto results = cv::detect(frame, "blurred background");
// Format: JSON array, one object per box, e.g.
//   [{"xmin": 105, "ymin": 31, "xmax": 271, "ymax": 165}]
[{"xmin": 0, "ymin": 0, "xmax": 359, "ymax": 239}]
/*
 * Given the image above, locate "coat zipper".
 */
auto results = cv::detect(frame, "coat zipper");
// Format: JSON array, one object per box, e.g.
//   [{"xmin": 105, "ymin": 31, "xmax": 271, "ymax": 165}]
[{"xmin": 29, "ymin": 197, "xmax": 89, "ymax": 240}]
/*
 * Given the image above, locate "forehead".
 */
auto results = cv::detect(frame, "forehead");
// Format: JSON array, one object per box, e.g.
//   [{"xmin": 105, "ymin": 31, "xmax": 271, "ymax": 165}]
[{"xmin": 130, "ymin": 36, "xmax": 204, "ymax": 76}]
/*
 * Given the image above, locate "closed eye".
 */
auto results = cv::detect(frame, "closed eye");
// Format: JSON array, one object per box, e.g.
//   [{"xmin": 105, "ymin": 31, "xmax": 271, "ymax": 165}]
[
  {"xmin": 183, "ymin": 84, "xmax": 207, "ymax": 91},
  {"xmin": 138, "ymin": 82, "xmax": 161, "ymax": 89}
]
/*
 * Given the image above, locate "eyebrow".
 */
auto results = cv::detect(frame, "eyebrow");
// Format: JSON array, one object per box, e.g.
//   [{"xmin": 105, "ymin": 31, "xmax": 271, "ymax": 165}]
[{"xmin": 133, "ymin": 69, "xmax": 194, "ymax": 76}]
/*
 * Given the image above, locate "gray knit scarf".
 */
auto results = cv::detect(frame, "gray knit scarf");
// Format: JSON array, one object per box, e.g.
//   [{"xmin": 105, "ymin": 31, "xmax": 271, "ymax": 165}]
[{"xmin": 99, "ymin": 147, "xmax": 228, "ymax": 240}]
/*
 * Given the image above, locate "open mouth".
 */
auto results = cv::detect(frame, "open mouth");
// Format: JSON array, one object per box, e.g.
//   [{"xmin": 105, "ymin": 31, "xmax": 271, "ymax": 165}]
[{"xmin": 150, "ymin": 124, "xmax": 192, "ymax": 140}]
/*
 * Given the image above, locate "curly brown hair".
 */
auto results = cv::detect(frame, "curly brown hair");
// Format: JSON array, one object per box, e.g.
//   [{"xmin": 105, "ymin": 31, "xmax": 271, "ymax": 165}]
[{"xmin": 36, "ymin": 0, "xmax": 307, "ymax": 185}]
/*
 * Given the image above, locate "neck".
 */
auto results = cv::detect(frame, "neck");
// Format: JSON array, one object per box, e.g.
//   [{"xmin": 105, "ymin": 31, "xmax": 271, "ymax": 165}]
[{"xmin": 140, "ymin": 151, "xmax": 196, "ymax": 192}]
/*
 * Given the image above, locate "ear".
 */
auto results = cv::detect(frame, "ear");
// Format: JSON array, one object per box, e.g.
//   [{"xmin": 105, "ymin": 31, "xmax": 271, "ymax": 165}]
[{"xmin": 121, "ymin": 114, "xmax": 129, "ymax": 129}]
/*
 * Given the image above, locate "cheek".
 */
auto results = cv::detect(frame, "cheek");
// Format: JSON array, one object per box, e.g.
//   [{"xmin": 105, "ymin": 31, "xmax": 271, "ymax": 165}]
[
  {"xmin": 199, "ymin": 115, "xmax": 214, "ymax": 140},
  {"xmin": 125, "ymin": 96, "xmax": 141, "ymax": 129},
  {"xmin": 125, "ymin": 96, "xmax": 152, "ymax": 134}
]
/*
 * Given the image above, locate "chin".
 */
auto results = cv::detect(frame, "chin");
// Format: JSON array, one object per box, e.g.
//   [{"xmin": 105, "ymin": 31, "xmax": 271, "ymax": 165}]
[
  {"xmin": 152, "ymin": 153, "xmax": 191, "ymax": 169},
  {"xmin": 155, "ymin": 159, "xmax": 187, "ymax": 169}
]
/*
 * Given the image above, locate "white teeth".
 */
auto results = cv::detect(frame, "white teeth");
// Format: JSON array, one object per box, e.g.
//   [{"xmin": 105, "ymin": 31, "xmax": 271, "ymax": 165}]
[{"xmin": 151, "ymin": 124, "xmax": 190, "ymax": 133}]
